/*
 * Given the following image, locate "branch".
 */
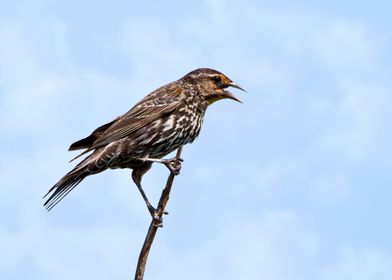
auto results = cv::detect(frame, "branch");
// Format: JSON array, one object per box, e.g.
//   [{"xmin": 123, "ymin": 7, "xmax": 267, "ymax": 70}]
[{"xmin": 134, "ymin": 146, "xmax": 183, "ymax": 280}]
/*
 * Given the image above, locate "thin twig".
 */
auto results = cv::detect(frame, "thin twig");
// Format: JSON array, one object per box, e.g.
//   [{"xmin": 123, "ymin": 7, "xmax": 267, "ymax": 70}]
[{"xmin": 134, "ymin": 146, "xmax": 183, "ymax": 280}]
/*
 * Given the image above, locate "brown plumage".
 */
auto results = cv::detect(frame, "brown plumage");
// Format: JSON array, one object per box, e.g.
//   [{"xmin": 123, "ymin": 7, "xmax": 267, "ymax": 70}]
[{"xmin": 43, "ymin": 68, "xmax": 244, "ymax": 218}]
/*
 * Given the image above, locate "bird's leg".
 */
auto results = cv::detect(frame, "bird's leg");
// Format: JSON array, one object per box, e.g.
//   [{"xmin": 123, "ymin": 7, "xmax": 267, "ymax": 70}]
[
  {"xmin": 135, "ymin": 180, "xmax": 165, "ymax": 222},
  {"xmin": 140, "ymin": 157, "xmax": 184, "ymax": 175},
  {"xmin": 132, "ymin": 166, "xmax": 168, "ymax": 223}
]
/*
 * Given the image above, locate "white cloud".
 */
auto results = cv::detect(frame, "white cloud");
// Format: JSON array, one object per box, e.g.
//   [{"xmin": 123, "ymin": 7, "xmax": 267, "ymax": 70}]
[
  {"xmin": 148, "ymin": 210, "xmax": 319, "ymax": 280},
  {"xmin": 314, "ymin": 20, "xmax": 372, "ymax": 68},
  {"xmin": 118, "ymin": 17, "xmax": 194, "ymax": 79},
  {"xmin": 0, "ymin": 215, "xmax": 144, "ymax": 280},
  {"xmin": 320, "ymin": 248, "xmax": 392, "ymax": 280},
  {"xmin": 316, "ymin": 80, "xmax": 389, "ymax": 161},
  {"xmin": 309, "ymin": 174, "xmax": 350, "ymax": 203}
]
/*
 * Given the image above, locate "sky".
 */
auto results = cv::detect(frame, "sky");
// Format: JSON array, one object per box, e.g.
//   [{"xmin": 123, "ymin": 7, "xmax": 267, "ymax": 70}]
[{"xmin": 1, "ymin": 0, "xmax": 392, "ymax": 279}]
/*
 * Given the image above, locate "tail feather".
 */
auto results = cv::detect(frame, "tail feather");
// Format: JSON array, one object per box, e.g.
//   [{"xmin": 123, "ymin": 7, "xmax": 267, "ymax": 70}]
[
  {"xmin": 43, "ymin": 170, "xmax": 87, "ymax": 211},
  {"xmin": 45, "ymin": 144, "xmax": 114, "ymax": 211}
]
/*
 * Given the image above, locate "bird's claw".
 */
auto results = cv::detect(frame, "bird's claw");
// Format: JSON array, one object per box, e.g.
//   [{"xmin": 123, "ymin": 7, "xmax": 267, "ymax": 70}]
[
  {"xmin": 147, "ymin": 205, "xmax": 168, "ymax": 227},
  {"xmin": 152, "ymin": 212, "xmax": 169, "ymax": 228},
  {"xmin": 154, "ymin": 221, "xmax": 164, "ymax": 228},
  {"xmin": 162, "ymin": 157, "xmax": 183, "ymax": 175}
]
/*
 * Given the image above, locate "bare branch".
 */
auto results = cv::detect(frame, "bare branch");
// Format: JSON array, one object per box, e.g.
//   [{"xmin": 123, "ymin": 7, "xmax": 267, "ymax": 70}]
[{"xmin": 134, "ymin": 146, "xmax": 183, "ymax": 280}]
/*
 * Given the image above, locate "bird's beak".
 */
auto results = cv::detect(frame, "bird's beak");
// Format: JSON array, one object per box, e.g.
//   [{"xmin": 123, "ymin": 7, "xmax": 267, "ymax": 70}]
[
  {"xmin": 229, "ymin": 82, "xmax": 246, "ymax": 92},
  {"xmin": 221, "ymin": 82, "xmax": 245, "ymax": 103}
]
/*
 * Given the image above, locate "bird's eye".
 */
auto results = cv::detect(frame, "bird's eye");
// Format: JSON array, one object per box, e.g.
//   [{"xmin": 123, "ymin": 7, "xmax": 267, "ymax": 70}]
[{"xmin": 212, "ymin": 76, "xmax": 221, "ymax": 83}]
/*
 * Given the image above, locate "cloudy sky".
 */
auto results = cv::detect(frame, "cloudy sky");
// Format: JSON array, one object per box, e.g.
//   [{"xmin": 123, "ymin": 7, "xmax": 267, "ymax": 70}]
[{"xmin": 1, "ymin": 0, "xmax": 392, "ymax": 279}]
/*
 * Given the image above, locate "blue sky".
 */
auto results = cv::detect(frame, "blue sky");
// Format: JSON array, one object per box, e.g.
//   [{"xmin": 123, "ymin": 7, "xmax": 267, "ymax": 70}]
[{"xmin": 1, "ymin": 0, "xmax": 392, "ymax": 279}]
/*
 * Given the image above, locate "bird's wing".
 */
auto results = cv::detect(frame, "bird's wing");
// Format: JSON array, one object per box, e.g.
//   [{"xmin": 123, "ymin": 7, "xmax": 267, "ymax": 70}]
[
  {"xmin": 68, "ymin": 117, "xmax": 121, "ymax": 151},
  {"xmin": 71, "ymin": 83, "xmax": 184, "ymax": 159}
]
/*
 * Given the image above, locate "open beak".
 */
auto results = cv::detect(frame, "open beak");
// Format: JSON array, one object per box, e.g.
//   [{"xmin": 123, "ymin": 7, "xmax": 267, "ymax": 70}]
[
  {"xmin": 229, "ymin": 82, "xmax": 246, "ymax": 92},
  {"xmin": 222, "ymin": 82, "xmax": 246, "ymax": 103}
]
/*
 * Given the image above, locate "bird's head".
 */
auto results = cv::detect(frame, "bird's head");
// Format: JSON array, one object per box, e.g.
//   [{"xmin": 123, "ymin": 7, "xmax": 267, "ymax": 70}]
[{"xmin": 183, "ymin": 68, "xmax": 245, "ymax": 105}]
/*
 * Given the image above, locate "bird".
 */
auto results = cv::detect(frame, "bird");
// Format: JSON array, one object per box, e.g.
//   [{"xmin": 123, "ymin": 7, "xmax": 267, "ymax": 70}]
[{"xmin": 43, "ymin": 68, "xmax": 244, "ymax": 219}]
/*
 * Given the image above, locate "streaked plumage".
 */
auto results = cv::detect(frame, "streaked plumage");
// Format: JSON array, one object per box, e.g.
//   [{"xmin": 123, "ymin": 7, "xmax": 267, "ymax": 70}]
[{"xmin": 44, "ymin": 68, "xmax": 244, "ymax": 217}]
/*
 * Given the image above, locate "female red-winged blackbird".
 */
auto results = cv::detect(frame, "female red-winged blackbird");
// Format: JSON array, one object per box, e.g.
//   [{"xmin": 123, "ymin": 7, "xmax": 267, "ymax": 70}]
[{"xmin": 44, "ymin": 68, "xmax": 244, "ymax": 219}]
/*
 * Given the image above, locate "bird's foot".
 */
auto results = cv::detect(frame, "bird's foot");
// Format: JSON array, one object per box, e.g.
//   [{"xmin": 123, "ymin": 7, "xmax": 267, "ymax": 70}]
[
  {"xmin": 139, "ymin": 156, "xmax": 184, "ymax": 175},
  {"xmin": 162, "ymin": 157, "xmax": 184, "ymax": 175},
  {"xmin": 147, "ymin": 204, "xmax": 168, "ymax": 227}
]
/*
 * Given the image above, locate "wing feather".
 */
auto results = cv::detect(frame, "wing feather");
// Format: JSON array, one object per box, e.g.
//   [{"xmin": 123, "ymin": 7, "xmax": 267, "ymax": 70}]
[{"xmin": 72, "ymin": 83, "xmax": 184, "ymax": 157}]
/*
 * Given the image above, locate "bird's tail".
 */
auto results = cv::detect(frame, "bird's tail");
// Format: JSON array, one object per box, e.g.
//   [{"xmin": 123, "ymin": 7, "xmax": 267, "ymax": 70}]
[{"xmin": 43, "ymin": 163, "xmax": 89, "ymax": 211}]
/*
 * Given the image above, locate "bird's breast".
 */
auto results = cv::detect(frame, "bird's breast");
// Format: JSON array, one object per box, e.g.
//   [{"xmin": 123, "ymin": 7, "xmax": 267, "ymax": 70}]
[{"xmin": 120, "ymin": 102, "xmax": 206, "ymax": 161}]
